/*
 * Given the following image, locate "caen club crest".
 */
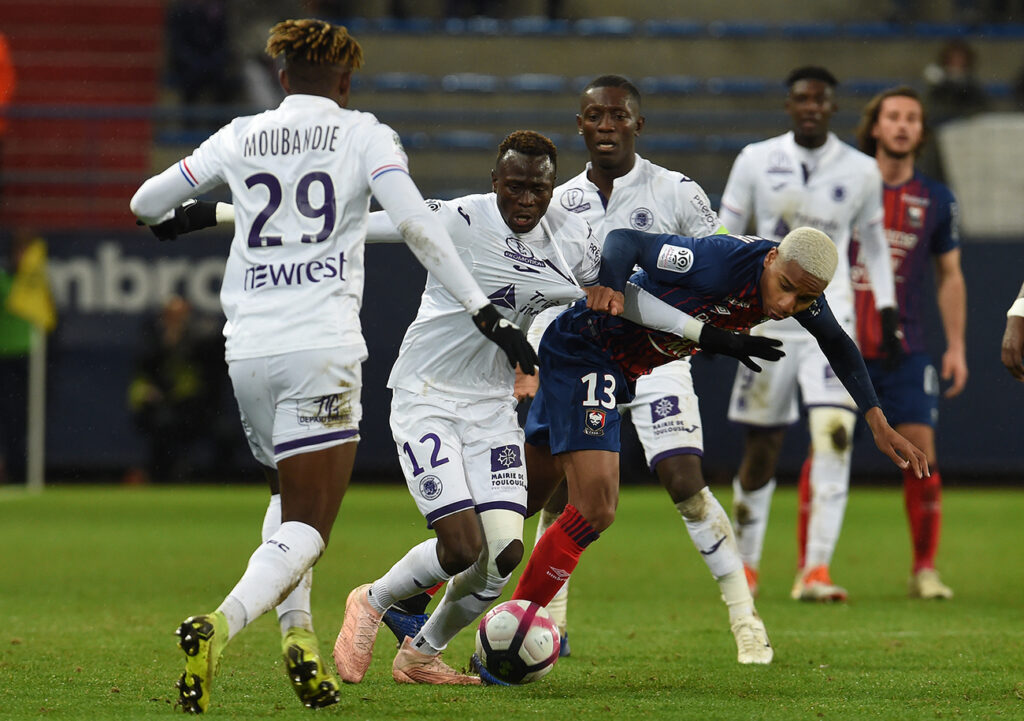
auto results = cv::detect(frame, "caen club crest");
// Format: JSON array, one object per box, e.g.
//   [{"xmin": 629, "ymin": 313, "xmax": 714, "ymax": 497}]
[{"xmin": 583, "ymin": 408, "xmax": 607, "ymax": 436}]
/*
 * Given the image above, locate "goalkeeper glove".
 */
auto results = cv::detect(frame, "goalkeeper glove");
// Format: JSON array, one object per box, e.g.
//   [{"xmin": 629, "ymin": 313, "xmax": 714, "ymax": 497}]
[
  {"xmin": 137, "ymin": 199, "xmax": 219, "ymax": 241},
  {"xmin": 879, "ymin": 307, "xmax": 905, "ymax": 370},
  {"xmin": 698, "ymin": 324, "xmax": 785, "ymax": 372},
  {"xmin": 472, "ymin": 304, "xmax": 539, "ymax": 375}
]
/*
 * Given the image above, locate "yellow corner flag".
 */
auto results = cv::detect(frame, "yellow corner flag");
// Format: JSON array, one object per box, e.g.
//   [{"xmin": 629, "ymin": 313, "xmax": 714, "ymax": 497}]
[{"xmin": 6, "ymin": 238, "xmax": 56, "ymax": 332}]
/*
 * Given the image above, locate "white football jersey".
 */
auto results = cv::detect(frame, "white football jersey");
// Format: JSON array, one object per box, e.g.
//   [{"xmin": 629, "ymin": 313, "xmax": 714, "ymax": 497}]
[
  {"xmin": 718, "ymin": 131, "xmax": 895, "ymax": 336},
  {"xmin": 554, "ymin": 154, "xmax": 723, "ymax": 241},
  {"xmin": 387, "ymin": 194, "xmax": 599, "ymax": 400},
  {"xmin": 167, "ymin": 94, "xmax": 410, "ymax": 361}
]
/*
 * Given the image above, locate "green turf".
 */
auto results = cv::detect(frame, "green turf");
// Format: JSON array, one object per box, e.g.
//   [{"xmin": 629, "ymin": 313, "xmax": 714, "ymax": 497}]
[{"xmin": 1, "ymin": 483, "xmax": 1022, "ymax": 720}]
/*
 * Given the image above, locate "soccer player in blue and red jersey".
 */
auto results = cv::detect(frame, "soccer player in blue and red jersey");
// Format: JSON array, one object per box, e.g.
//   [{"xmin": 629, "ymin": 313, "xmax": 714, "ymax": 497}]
[
  {"xmin": 511, "ymin": 227, "xmax": 928, "ymax": 652},
  {"xmin": 844, "ymin": 86, "xmax": 967, "ymax": 599}
]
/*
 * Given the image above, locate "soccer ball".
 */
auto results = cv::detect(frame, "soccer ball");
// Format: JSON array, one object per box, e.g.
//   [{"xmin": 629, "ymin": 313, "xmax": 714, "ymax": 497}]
[{"xmin": 474, "ymin": 600, "xmax": 560, "ymax": 684}]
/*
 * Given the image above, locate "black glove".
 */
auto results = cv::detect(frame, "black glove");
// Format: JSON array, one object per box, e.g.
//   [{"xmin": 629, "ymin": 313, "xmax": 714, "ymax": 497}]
[
  {"xmin": 136, "ymin": 199, "xmax": 219, "ymax": 241},
  {"xmin": 698, "ymin": 324, "xmax": 785, "ymax": 372},
  {"xmin": 879, "ymin": 307, "xmax": 905, "ymax": 370},
  {"xmin": 472, "ymin": 304, "xmax": 539, "ymax": 375}
]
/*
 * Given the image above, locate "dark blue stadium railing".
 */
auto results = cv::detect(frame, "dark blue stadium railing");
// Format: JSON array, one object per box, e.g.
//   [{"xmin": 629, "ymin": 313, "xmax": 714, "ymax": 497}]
[{"xmin": 335, "ymin": 15, "xmax": 1024, "ymax": 40}]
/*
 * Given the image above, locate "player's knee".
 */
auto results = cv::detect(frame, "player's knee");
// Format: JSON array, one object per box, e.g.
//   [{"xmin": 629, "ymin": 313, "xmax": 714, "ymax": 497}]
[
  {"xmin": 580, "ymin": 503, "xmax": 615, "ymax": 532},
  {"xmin": 808, "ymin": 407, "xmax": 856, "ymax": 456},
  {"xmin": 493, "ymin": 539, "xmax": 524, "ymax": 578},
  {"xmin": 676, "ymin": 486, "xmax": 712, "ymax": 521},
  {"xmin": 655, "ymin": 454, "xmax": 705, "ymax": 504},
  {"xmin": 437, "ymin": 538, "xmax": 483, "ymax": 576}
]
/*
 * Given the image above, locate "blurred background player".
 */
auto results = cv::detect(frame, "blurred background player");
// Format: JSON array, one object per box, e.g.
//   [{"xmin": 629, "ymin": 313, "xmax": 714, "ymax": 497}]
[
  {"xmin": 847, "ymin": 86, "xmax": 966, "ymax": 600},
  {"xmin": 332, "ymin": 131, "xmax": 597, "ymax": 686},
  {"xmin": 512, "ymin": 227, "xmax": 929, "ymax": 665},
  {"xmin": 527, "ymin": 75, "xmax": 764, "ymax": 663},
  {"xmin": 131, "ymin": 18, "xmax": 535, "ymax": 712},
  {"xmin": 719, "ymin": 66, "xmax": 900, "ymax": 602},
  {"xmin": 1001, "ymin": 282, "xmax": 1024, "ymax": 380}
]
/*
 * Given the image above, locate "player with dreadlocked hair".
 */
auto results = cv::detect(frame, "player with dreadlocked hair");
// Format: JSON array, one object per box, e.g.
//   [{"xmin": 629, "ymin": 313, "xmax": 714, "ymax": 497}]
[{"xmin": 131, "ymin": 17, "xmax": 536, "ymax": 713}]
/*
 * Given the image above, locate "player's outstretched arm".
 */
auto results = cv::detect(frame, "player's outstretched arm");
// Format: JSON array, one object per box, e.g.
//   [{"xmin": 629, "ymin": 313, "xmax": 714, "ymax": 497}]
[
  {"xmin": 1001, "ymin": 283, "xmax": 1024, "ymax": 381},
  {"xmin": 864, "ymin": 406, "xmax": 929, "ymax": 478},
  {"xmin": 584, "ymin": 285, "xmax": 624, "ymax": 315},
  {"xmin": 134, "ymin": 200, "xmax": 230, "ymax": 241}
]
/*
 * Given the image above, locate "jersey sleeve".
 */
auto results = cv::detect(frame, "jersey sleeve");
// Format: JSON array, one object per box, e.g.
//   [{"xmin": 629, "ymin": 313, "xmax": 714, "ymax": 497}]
[
  {"xmin": 129, "ymin": 125, "xmax": 232, "ymax": 224},
  {"xmin": 931, "ymin": 186, "xmax": 960, "ymax": 256},
  {"xmin": 361, "ymin": 122, "xmax": 411, "ymax": 186},
  {"xmin": 573, "ymin": 221, "xmax": 602, "ymax": 286},
  {"xmin": 852, "ymin": 165, "xmax": 896, "ymax": 309},
  {"xmin": 674, "ymin": 179, "xmax": 726, "ymax": 236},
  {"xmin": 717, "ymin": 146, "xmax": 755, "ymax": 234}
]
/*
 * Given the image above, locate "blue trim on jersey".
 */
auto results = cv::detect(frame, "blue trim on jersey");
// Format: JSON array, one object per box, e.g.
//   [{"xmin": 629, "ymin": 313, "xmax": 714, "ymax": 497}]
[
  {"xmin": 425, "ymin": 498, "xmax": 475, "ymax": 528},
  {"xmin": 274, "ymin": 429, "xmax": 357, "ymax": 454},
  {"xmin": 177, "ymin": 160, "xmax": 198, "ymax": 187},
  {"xmin": 476, "ymin": 500, "xmax": 527, "ymax": 516},
  {"xmin": 648, "ymin": 447, "xmax": 703, "ymax": 472}
]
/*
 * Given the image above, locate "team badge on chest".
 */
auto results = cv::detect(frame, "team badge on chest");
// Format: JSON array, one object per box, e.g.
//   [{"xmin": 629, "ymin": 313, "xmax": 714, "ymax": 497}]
[{"xmin": 630, "ymin": 207, "xmax": 654, "ymax": 230}]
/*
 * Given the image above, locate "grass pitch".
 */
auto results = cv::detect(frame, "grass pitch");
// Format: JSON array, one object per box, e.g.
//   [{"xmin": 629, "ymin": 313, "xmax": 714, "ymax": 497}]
[{"xmin": 1, "ymin": 483, "xmax": 1022, "ymax": 720}]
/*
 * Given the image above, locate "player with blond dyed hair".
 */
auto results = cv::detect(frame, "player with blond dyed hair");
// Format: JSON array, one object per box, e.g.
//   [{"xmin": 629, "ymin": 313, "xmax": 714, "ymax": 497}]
[
  {"xmin": 510, "ymin": 226, "xmax": 928, "ymax": 662},
  {"xmin": 131, "ymin": 18, "xmax": 535, "ymax": 712}
]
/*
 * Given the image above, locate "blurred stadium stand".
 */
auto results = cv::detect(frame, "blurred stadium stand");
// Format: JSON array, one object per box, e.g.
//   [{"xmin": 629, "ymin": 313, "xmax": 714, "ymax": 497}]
[{"xmin": 0, "ymin": 0, "xmax": 1022, "ymax": 482}]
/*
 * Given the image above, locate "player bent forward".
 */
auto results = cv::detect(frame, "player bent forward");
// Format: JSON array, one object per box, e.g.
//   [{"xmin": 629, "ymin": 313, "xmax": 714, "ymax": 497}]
[{"xmin": 512, "ymin": 227, "xmax": 928, "ymax": 664}]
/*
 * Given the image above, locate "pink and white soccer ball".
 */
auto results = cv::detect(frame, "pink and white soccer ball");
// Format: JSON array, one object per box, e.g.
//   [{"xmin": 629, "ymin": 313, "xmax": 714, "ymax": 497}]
[{"xmin": 475, "ymin": 600, "xmax": 561, "ymax": 684}]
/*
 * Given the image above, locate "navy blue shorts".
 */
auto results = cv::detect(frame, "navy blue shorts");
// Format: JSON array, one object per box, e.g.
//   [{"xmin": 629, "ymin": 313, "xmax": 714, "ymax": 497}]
[
  {"xmin": 865, "ymin": 351, "xmax": 939, "ymax": 428},
  {"xmin": 524, "ymin": 325, "xmax": 632, "ymax": 455}
]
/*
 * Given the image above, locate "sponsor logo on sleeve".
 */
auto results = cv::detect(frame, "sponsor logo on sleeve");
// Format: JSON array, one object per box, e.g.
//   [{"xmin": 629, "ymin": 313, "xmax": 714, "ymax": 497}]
[
  {"xmin": 651, "ymin": 395, "xmax": 680, "ymax": 420},
  {"xmin": 689, "ymin": 194, "xmax": 719, "ymax": 231},
  {"xmin": 656, "ymin": 245, "xmax": 694, "ymax": 273}
]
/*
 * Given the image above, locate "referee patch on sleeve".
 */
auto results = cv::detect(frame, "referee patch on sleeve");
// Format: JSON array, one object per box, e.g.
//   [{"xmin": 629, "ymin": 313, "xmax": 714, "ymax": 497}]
[{"xmin": 656, "ymin": 245, "xmax": 694, "ymax": 273}]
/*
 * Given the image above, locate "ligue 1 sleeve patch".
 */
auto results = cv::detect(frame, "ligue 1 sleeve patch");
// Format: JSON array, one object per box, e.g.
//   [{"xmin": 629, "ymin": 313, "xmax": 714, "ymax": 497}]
[{"xmin": 656, "ymin": 245, "xmax": 694, "ymax": 273}]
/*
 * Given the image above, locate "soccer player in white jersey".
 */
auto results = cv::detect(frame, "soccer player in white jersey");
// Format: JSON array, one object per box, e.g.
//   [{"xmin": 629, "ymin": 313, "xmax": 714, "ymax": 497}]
[
  {"xmin": 331, "ymin": 131, "xmax": 627, "ymax": 685},
  {"xmin": 129, "ymin": 20, "xmax": 536, "ymax": 712},
  {"xmin": 719, "ymin": 66, "xmax": 900, "ymax": 602},
  {"xmin": 524, "ymin": 75, "xmax": 771, "ymax": 664}
]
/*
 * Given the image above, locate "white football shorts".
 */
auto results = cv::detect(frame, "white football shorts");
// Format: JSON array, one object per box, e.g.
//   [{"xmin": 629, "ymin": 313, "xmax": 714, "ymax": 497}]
[
  {"xmin": 391, "ymin": 388, "xmax": 527, "ymax": 528},
  {"xmin": 727, "ymin": 333, "xmax": 856, "ymax": 427},
  {"xmin": 622, "ymin": 358, "xmax": 704, "ymax": 470},
  {"xmin": 229, "ymin": 346, "xmax": 365, "ymax": 466}
]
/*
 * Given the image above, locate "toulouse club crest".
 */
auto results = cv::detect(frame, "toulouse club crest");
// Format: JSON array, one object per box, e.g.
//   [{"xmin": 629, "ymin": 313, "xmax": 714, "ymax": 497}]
[
  {"xmin": 630, "ymin": 207, "xmax": 654, "ymax": 230},
  {"xmin": 419, "ymin": 475, "xmax": 443, "ymax": 500}
]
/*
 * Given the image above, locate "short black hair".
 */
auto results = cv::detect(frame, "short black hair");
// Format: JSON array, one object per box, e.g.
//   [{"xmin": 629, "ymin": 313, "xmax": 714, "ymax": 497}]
[
  {"xmin": 786, "ymin": 66, "xmax": 838, "ymax": 88},
  {"xmin": 583, "ymin": 74, "xmax": 641, "ymax": 109},
  {"xmin": 496, "ymin": 130, "xmax": 558, "ymax": 174}
]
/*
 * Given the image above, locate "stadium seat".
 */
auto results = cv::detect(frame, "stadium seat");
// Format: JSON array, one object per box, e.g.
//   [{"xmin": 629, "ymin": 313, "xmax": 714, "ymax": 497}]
[
  {"xmin": 705, "ymin": 135, "xmax": 759, "ymax": 154},
  {"xmin": 843, "ymin": 78, "xmax": 900, "ymax": 96},
  {"xmin": 706, "ymin": 77, "xmax": 772, "ymax": 95},
  {"xmin": 641, "ymin": 19, "xmax": 704, "ymax": 38},
  {"xmin": 842, "ymin": 21, "xmax": 903, "ymax": 39},
  {"xmin": 707, "ymin": 20, "xmax": 770, "ymax": 38},
  {"xmin": 977, "ymin": 23, "xmax": 1024, "ymax": 38},
  {"xmin": 372, "ymin": 73, "xmax": 434, "ymax": 93},
  {"xmin": 443, "ymin": 16, "xmax": 504, "ymax": 35},
  {"xmin": 780, "ymin": 21, "xmax": 840, "ymax": 39},
  {"xmin": 984, "ymin": 81, "xmax": 1013, "ymax": 99},
  {"xmin": 434, "ymin": 130, "xmax": 498, "ymax": 150},
  {"xmin": 398, "ymin": 131, "xmax": 430, "ymax": 151},
  {"xmin": 641, "ymin": 134, "xmax": 701, "ymax": 152},
  {"xmin": 639, "ymin": 75, "xmax": 702, "ymax": 96},
  {"xmin": 909, "ymin": 22, "xmax": 969, "ymax": 39},
  {"xmin": 507, "ymin": 16, "xmax": 570, "ymax": 36},
  {"xmin": 506, "ymin": 74, "xmax": 568, "ymax": 94},
  {"xmin": 373, "ymin": 16, "xmax": 435, "ymax": 34},
  {"xmin": 440, "ymin": 73, "xmax": 502, "ymax": 93},
  {"xmin": 574, "ymin": 17, "xmax": 635, "ymax": 37}
]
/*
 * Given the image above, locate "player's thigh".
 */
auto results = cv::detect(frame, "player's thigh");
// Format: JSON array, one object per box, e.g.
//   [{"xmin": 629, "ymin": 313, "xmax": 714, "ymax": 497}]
[
  {"xmin": 462, "ymin": 396, "xmax": 528, "ymax": 517},
  {"xmin": 796, "ymin": 342, "xmax": 857, "ymax": 413},
  {"xmin": 391, "ymin": 389, "xmax": 473, "ymax": 528},
  {"xmin": 626, "ymin": 358, "xmax": 704, "ymax": 470},
  {"xmin": 228, "ymin": 347, "xmax": 363, "ymax": 467},
  {"xmin": 727, "ymin": 343, "xmax": 802, "ymax": 426},
  {"xmin": 540, "ymin": 354, "xmax": 629, "ymax": 456},
  {"xmin": 868, "ymin": 353, "xmax": 940, "ymax": 429}
]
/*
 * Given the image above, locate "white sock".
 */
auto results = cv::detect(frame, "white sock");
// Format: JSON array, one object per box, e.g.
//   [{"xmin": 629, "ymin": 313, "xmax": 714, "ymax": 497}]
[
  {"xmin": 677, "ymin": 487, "xmax": 744, "ymax": 578},
  {"xmin": 261, "ymin": 494, "xmax": 313, "ymax": 633},
  {"xmin": 805, "ymin": 451, "xmax": 851, "ymax": 569},
  {"xmin": 416, "ymin": 559, "xmax": 509, "ymax": 653},
  {"xmin": 368, "ymin": 539, "xmax": 449, "ymax": 614},
  {"xmin": 719, "ymin": 568, "xmax": 756, "ymax": 622},
  {"xmin": 731, "ymin": 477, "xmax": 776, "ymax": 569},
  {"xmin": 534, "ymin": 508, "xmax": 568, "ymax": 632},
  {"xmin": 218, "ymin": 521, "xmax": 325, "ymax": 639}
]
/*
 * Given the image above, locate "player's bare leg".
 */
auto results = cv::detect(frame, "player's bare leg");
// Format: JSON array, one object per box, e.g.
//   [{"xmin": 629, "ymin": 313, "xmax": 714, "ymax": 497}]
[{"xmin": 657, "ymin": 454, "xmax": 772, "ymax": 664}]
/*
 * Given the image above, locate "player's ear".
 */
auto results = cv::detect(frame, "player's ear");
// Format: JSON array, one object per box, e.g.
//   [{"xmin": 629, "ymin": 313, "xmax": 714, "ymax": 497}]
[
  {"xmin": 576, "ymin": 114, "xmax": 583, "ymax": 135},
  {"xmin": 635, "ymin": 114, "xmax": 645, "ymax": 135},
  {"xmin": 764, "ymin": 247, "xmax": 777, "ymax": 268},
  {"xmin": 278, "ymin": 68, "xmax": 290, "ymax": 94},
  {"xmin": 491, "ymin": 170, "xmax": 498, "ymax": 191}
]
